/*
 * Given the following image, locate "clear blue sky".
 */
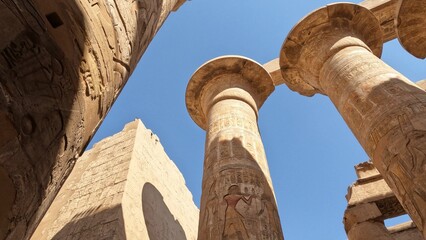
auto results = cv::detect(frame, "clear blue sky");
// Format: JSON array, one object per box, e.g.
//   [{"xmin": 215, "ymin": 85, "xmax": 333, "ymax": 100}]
[{"xmin": 89, "ymin": 1, "xmax": 425, "ymax": 239}]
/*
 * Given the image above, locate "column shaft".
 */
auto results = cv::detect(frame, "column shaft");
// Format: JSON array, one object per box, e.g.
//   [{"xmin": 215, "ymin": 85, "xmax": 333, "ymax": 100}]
[
  {"xmin": 279, "ymin": 3, "xmax": 426, "ymax": 237},
  {"xmin": 186, "ymin": 56, "xmax": 283, "ymax": 240},
  {"xmin": 320, "ymin": 45, "xmax": 426, "ymax": 235},
  {"xmin": 201, "ymin": 98, "xmax": 280, "ymax": 239}
]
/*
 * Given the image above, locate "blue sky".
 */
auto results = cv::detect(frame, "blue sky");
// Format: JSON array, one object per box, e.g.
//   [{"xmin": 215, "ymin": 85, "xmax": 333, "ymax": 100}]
[{"xmin": 89, "ymin": 1, "xmax": 425, "ymax": 239}]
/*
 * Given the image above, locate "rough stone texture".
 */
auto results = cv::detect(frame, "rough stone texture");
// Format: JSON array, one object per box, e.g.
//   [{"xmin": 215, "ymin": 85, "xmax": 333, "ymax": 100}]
[
  {"xmin": 31, "ymin": 119, "xmax": 199, "ymax": 240},
  {"xmin": 388, "ymin": 221, "xmax": 424, "ymax": 240},
  {"xmin": 186, "ymin": 56, "xmax": 283, "ymax": 240},
  {"xmin": 343, "ymin": 162, "xmax": 423, "ymax": 240},
  {"xmin": 280, "ymin": 3, "xmax": 426, "ymax": 237},
  {"xmin": 348, "ymin": 221, "xmax": 396, "ymax": 240},
  {"xmin": 0, "ymin": 0, "xmax": 185, "ymax": 239},
  {"xmin": 396, "ymin": 0, "xmax": 426, "ymax": 59},
  {"xmin": 359, "ymin": 0, "xmax": 399, "ymax": 42}
]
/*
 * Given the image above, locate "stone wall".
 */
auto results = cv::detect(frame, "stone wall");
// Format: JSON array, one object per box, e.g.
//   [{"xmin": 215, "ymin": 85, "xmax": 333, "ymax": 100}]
[{"xmin": 31, "ymin": 119, "xmax": 198, "ymax": 239}]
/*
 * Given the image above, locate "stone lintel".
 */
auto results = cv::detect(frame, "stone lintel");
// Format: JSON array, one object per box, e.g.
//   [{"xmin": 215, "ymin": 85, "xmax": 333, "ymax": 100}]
[
  {"xmin": 388, "ymin": 221, "xmax": 423, "ymax": 240},
  {"xmin": 263, "ymin": 58, "xmax": 282, "ymax": 86},
  {"xmin": 344, "ymin": 198, "xmax": 407, "ymax": 233},
  {"xmin": 344, "ymin": 202, "xmax": 382, "ymax": 231},
  {"xmin": 346, "ymin": 178, "xmax": 395, "ymax": 206},
  {"xmin": 375, "ymin": 196, "xmax": 407, "ymax": 220},
  {"xmin": 388, "ymin": 221, "xmax": 416, "ymax": 233},
  {"xmin": 186, "ymin": 56, "xmax": 274, "ymax": 130},
  {"xmin": 354, "ymin": 161, "xmax": 381, "ymax": 180},
  {"xmin": 279, "ymin": 3, "xmax": 383, "ymax": 96},
  {"xmin": 359, "ymin": 0, "xmax": 399, "ymax": 42}
]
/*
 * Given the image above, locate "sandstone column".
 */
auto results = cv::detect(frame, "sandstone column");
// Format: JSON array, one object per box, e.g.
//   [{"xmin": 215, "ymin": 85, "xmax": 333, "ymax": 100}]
[
  {"xmin": 396, "ymin": 0, "xmax": 426, "ymax": 59},
  {"xmin": 186, "ymin": 56, "xmax": 283, "ymax": 240},
  {"xmin": 280, "ymin": 3, "xmax": 426, "ymax": 237},
  {"xmin": 0, "ymin": 0, "xmax": 185, "ymax": 239}
]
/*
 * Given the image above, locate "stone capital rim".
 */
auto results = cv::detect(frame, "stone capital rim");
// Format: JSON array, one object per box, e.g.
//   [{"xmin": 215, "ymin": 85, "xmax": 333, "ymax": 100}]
[
  {"xmin": 185, "ymin": 55, "xmax": 274, "ymax": 130},
  {"xmin": 279, "ymin": 2, "xmax": 384, "ymax": 96},
  {"xmin": 396, "ymin": 0, "xmax": 426, "ymax": 59}
]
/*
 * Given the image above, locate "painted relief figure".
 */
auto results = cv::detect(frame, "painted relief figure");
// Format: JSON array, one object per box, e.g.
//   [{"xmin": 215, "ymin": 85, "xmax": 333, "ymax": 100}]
[{"xmin": 223, "ymin": 185, "xmax": 253, "ymax": 240}]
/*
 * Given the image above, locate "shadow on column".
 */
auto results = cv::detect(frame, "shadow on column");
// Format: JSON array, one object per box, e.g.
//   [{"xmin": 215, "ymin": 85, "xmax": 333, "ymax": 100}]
[
  {"xmin": 200, "ymin": 137, "xmax": 283, "ymax": 239},
  {"xmin": 142, "ymin": 182, "xmax": 187, "ymax": 240}
]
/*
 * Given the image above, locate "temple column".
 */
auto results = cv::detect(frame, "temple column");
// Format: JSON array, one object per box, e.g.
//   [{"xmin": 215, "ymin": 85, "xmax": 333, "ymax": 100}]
[
  {"xmin": 0, "ymin": 0, "xmax": 185, "ymax": 238},
  {"xmin": 186, "ymin": 56, "xmax": 283, "ymax": 240},
  {"xmin": 280, "ymin": 3, "xmax": 426, "ymax": 237},
  {"xmin": 396, "ymin": 0, "xmax": 426, "ymax": 59}
]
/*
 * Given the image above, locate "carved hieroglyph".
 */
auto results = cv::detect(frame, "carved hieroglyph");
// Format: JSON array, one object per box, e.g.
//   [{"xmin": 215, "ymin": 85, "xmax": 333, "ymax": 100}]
[
  {"xmin": 186, "ymin": 56, "xmax": 283, "ymax": 240},
  {"xmin": 0, "ymin": 0, "xmax": 184, "ymax": 239},
  {"xmin": 280, "ymin": 3, "xmax": 426, "ymax": 238}
]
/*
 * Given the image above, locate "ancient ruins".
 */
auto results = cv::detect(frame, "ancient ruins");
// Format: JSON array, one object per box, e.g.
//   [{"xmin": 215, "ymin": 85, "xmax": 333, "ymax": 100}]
[
  {"xmin": 186, "ymin": 56, "xmax": 283, "ymax": 239},
  {"xmin": 0, "ymin": 0, "xmax": 425, "ymax": 239}
]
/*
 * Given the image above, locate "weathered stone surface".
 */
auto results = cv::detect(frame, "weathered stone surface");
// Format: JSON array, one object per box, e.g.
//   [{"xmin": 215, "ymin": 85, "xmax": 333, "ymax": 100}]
[
  {"xmin": 186, "ymin": 56, "xmax": 283, "ymax": 240},
  {"xmin": 265, "ymin": 0, "xmax": 400, "ymax": 86},
  {"xmin": 359, "ymin": 0, "xmax": 399, "ymax": 42},
  {"xmin": 0, "ymin": 0, "xmax": 185, "ymax": 238},
  {"xmin": 396, "ymin": 0, "xmax": 426, "ymax": 59},
  {"xmin": 344, "ymin": 203, "xmax": 383, "ymax": 231},
  {"xmin": 31, "ymin": 119, "xmax": 198, "ymax": 240},
  {"xmin": 388, "ymin": 221, "xmax": 424, "ymax": 240},
  {"xmin": 347, "ymin": 178, "xmax": 395, "ymax": 206},
  {"xmin": 354, "ymin": 161, "xmax": 381, "ymax": 180},
  {"xmin": 280, "ymin": 3, "xmax": 426, "ymax": 237},
  {"xmin": 348, "ymin": 221, "xmax": 396, "ymax": 240},
  {"xmin": 344, "ymin": 161, "xmax": 423, "ymax": 239}
]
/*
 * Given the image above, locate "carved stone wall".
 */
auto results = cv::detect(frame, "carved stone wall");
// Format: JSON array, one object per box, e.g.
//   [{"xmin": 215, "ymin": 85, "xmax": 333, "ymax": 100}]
[
  {"xmin": 0, "ymin": 0, "xmax": 184, "ymax": 239},
  {"xmin": 31, "ymin": 119, "xmax": 199, "ymax": 239},
  {"xmin": 344, "ymin": 161, "xmax": 423, "ymax": 240}
]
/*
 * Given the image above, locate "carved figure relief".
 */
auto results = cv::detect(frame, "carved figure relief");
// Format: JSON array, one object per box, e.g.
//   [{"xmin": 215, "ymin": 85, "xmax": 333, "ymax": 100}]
[
  {"xmin": 380, "ymin": 113, "xmax": 426, "ymax": 231},
  {"xmin": 222, "ymin": 185, "xmax": 253, "ymax": 240}
]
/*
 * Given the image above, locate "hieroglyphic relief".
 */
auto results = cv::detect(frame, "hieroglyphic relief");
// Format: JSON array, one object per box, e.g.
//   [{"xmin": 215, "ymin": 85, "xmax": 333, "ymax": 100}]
[
  {"xmin": 223, "ymin": 185, "xmax": 253, "ymax": 239},
  {"xmin": 201, "ymin": 167, "xmax": 282, "ymax": 240},
  {"xmin": 374, "ymin": 109, "xmax": 426, "ymax": 234},
  {"xmin": 326, "ymin": 49, "xmax": 426, "ymax": 238},
  {"xmin": 0, "ymin": 0, "xmax": 183, "ymax": 238},
  {"xmin": 188, "ymin": 56, "xmax": 282, "ymax": 240},
  {"xmin": 279, "ymin": 3, "xmax": 426, "ymax": 237},
  {"xmin": 0, "ymin": 24, "xmax": 84, "ymax": 238},
  {"xmin": 191, "ymin": 60, "xmax": 283, "ymax": 240}
]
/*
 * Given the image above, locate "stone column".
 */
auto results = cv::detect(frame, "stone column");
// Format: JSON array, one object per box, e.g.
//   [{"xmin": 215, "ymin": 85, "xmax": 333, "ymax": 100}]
[
  {"xmin": 280, "ymin": 3, "xmax": 426, "ymax": 237},
  {"xmin": 0, "ymin": 0, "xmax": 185, "ymax": 239},
  {"xmin": 186, "ymin": 56, "xmax": 283, "ymax": 240},
  {"xmin": 396, "ymin": 0, "xmax": 426, "ymax": 59}
]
